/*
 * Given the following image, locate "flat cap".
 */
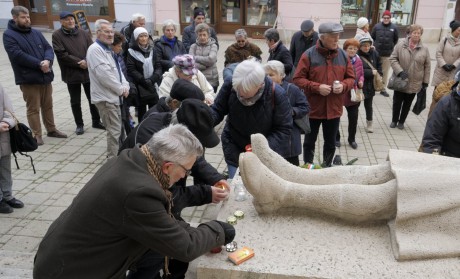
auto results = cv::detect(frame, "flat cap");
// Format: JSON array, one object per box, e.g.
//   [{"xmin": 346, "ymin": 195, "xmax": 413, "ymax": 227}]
[
  {"xmin": 59, "ymin": 11, "xmax": 75, "ymax": 20},
  {"xmin": 318, "ymin": 22, "xmax": 343, "ymax": 34},
  {"xmin": 300, "ymin": 20, "xmax": 314, "ymax": 32}
]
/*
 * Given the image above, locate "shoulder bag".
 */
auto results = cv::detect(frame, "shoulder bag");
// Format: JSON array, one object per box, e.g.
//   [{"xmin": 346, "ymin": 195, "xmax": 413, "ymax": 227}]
[
  {"xmin": 360, "ymin": 56, "xmax": 385, "ymax": 91},
  {"xmin": 7, "ymin": 110, "xmax": 37, "ymax": 173},
  {"xmin": 285, "ymin": 84, "xmax": 311, "ymax": 134}
]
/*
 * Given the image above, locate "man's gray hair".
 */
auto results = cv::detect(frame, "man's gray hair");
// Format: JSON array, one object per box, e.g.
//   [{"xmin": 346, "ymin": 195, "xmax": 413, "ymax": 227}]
[
  {"xmin": 162, "ymin": 19, "xmax": 177, "ymax": 33},
  {"xmin": 235, "ymin": 29, "xmax": 247, "ymax": 38},
  {"xmin": 131, "ymin": 13, "xmax": 145, "ymax": 23},
  {"xmin": 95, "ymin": 19, "xmax": 111, "ymax": 31},
  {"xmin": 232, "ymin": 59, "xmax": 265, "ymax": 93},
  {"xmin": 264, "ymin": 60, "xmax": 286, "ymax": 79},
  {"xmin": 11, "ymin": 6, "xmax": 29, "ymax": 16},
  {"xmin": 145, "ymin": 124, "xmax": 203, "ymax": 165},
  {"xmin": 264, "ymin": 28, "xmax": 280, "ymax": 42},
  {"xmin": 195, "ymin": 23, "xmax": 210, "ymax": 35}
]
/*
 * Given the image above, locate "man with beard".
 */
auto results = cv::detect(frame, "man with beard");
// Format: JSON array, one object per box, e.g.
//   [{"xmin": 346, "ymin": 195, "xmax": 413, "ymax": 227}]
[{"xmin": 3, "ymin": 6, "xmax": 68, "ymax": 146}]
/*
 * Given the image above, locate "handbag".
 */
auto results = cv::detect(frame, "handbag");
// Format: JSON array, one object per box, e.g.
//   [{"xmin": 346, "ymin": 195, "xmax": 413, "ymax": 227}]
[
  {"xmin": 412, "ymin": 88, "xmax": 426, "ymax": 115},
  {"xmin": 388, "ymin": 73, "xmax": 409, "ymax": 91},
  {"xmin": 7, "ymin": 111, "xmax": 37, "ymax": 173},
  {"xmin": 350, "ymin": 88, "xmax": 365, "ymax": 102},
  {"xmin": 360, "ymin": 57, "xmax": 385, "ymax": 91},
  {"xmin": 137, "ymin": 83, "xmax": 159, "ymax": 103},
  {"xmin": 285, "ymin": 84, "xmax": 311, "ymax": 134}
]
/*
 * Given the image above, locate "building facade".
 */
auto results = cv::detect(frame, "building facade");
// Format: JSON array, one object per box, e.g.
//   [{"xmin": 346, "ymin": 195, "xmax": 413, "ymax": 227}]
[{"xmin": 0, "ymin": 0, "xmax": 455, "ymax": 43}]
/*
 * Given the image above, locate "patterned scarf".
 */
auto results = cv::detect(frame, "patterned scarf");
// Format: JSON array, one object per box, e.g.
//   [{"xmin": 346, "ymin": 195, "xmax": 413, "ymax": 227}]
[{"xmin": 140, "ymin": 145, "xmax": 174, "ymax": 275}]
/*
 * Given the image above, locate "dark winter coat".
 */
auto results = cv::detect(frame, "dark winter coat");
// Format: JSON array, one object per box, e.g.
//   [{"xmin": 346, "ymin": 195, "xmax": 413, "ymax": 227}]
[
  {"xmin": 182, "ymin": 21, "xmax": 219, "ymax": 53},
  {"xmin": 281, "ymin": 81, "xmax": 310, "ymax": 158},
  {"xmin": 154, "ymin": 35, "xmax": 187, "ymax": 74},
  {"xmin": 268, "ymin": 41, "xmax": 294, "ymax": 77},
  {"xmin": 33, "ymin": 147, "xmax": 225, "ymax": 279},
  {"xmin": 371, "ymin": 22, "xmax": 399, "ymax": 57},
  {"xmin": 144, "ymin": 97, "xmax": 171, "ymax": 116},
  {"xmin": 119, "ymin": 112, "xmax": 223, "ymax": 214},
  {"xmin": 3, "ymin": 19, "xmax": 54, "ymax": 85},
  {"xmin": 358, "ymin": 48, "xmax": 382, "ymax": 98},
  {"xmin": 52, "ymin": 26, "xmax": 93, "ymax": 84},
  {"xmin": 293, "ymin": 40, "xmax": 355, "ymax": 120},
  {"xmin": 211, "ymin": 77, "xmax": 293, "ymax": 166},
  {"xmin": 422, "ymin": 89, "xmax": 460, "ymax": 158},
  {"xmin": 224, "ymin": 42, "xmax": 262, "ymax": 67},
  {"xmin": 289, "ymin": 30, "xmax": 319, "ymax": 67}
]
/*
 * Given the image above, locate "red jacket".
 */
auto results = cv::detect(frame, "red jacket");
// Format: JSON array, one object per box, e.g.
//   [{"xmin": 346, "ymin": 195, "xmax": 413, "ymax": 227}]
[{"xmin": 293, "ymin": 40, "xmax": 355, "ymax": 119}]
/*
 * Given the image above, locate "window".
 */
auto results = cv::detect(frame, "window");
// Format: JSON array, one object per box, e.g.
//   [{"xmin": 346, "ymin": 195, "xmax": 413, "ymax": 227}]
[
  {"xmin": 385, "ymin": 0, "xmax": 414, "ymax": 26},
  {"xmin": 246, "ymin": 0, "xmax": 277, "ymax": 26},
  {"xmin": 341, "ymin": 0, "xmax": 369, "ymax": 27},
  {"xmin": 180, "ymin": 0, "xmax": 212, "ymax": 24},
  {"xmin": 51, "ymin": 0, "xmax": 110, "ymax": 16}
]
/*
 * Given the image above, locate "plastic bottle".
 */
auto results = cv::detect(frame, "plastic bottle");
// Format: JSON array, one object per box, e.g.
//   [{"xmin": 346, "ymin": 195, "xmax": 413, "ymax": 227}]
[{"xmin": 234, "ymin": 182, "xmax": 248, "ymax": 202}]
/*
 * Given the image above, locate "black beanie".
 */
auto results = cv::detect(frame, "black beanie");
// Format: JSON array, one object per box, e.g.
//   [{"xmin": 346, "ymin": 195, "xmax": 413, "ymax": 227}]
[
  {"xmin": 194, "ymin": 7, "xmax": 205, "ymax": 19},
  {"xmin": 450, "ymin": 20, "xmax": 460, "ymax": 32}
]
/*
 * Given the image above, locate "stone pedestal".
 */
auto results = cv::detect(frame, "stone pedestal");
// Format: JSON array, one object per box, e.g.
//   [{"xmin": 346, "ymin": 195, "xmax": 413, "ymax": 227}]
[{"xmin": 195, "ymin": 176, "xmax": 460, "ymax": 278}]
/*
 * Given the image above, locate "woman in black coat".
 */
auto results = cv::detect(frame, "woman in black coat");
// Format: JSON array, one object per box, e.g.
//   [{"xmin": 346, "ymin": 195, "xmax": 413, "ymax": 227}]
[
  {"xmin": 211, "ymin": 59, "xmax": 293, "ymax": 178},
  {"xmin": 264, "ymin": 28, "xmax": 294, "ymax": 79},
  {"xmin": 154, "ymin": 19, "xmax": 187, "ymax": 75},
  {"xmin": 358, "ymin": 37, "xmax": 382, "ymax": 133}
]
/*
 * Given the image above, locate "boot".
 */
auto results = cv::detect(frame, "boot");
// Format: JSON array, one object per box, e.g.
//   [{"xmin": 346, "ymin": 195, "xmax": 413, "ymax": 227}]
[{"xmin": 366, "ymin": 120, "xmax": 374, "ymax": 133}]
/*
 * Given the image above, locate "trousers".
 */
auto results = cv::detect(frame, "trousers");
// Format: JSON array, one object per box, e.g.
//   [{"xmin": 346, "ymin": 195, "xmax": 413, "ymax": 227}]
[
  {"xmin": 67, "ymin": 82, "xmax": 101, "ymax": 126},
  {"xmin": 20, "ymin": 84, "xmax": 56, "ymax": 136}
]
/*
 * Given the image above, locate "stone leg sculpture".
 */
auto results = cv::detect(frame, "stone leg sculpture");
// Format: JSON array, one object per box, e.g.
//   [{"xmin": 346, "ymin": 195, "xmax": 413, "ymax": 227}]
[{"xmin": 239, "ymin": 134, "xmax": 460, "ymax": 261}]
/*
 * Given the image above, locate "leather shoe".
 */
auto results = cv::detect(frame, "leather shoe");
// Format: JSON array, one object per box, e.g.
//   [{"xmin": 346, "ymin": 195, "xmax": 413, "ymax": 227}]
[
  {"xmin": 76, "ymin": 125, "xmax": 84, "ymax": 135},
  {"xmin": 380, "ymin": 91, "xmax": 390, "ymax": 97},
  {"xmin": 92, "ymin": 121, "xmax": 106, "ymax": 130},
  {"xmin": 390, "ymin": 122, "xmax": 396, "ymax": 128},
  {"xmin": 335, "ymin": 141, "xmax": 341, "ymax": 148},
  {"xmin": 35, "ymin": 135, "xmax": 44, "ymax": 146},
  {"xmin": 397, "ymin": 122, "xmax": 404, "ymax": 130},
  {"xmin": 47, "ymin": 130, "xmax": 68, "ymax": 138},
  {"xmin": 0, "ymin": 200, "xmax": 13, "ymax": 214},
  {"xmin": 6, "ymin": 198, "xmax": 24, "ymax": 208},
  {"xmin": 349, "ymin": 141, "xmax": 358, "ymax": 149}
]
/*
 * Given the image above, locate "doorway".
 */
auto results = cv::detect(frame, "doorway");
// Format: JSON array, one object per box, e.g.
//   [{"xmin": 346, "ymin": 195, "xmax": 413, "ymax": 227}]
[
  {"xmin": 16, "ymin": 0, "xmax": 51, "ymax": 27},
  {"xmin": 216, "ymin": 0, "xmax": 243, "ymax": 34}
]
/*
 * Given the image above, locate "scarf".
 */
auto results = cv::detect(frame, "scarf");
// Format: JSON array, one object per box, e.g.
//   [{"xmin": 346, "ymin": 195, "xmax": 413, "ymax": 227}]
[
  {"xmin": 127, "ymin": 47, "xmax": 154, "ymax": 79},
  {"xmin": 140, "ymin": 145, "xmax": 174, "ymax": 276},
  {"xmin": 163, "ymin": 35, "xmax": 177, "ymax": 51}
]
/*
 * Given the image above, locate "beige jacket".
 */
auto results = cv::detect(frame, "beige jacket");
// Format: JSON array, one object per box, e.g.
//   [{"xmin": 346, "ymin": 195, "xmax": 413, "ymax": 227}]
[
  {"xmin": 389, "ymin": 38, "xmax": 431, "ymax": 94},
  {"xmin": 0, "ymin": 85, "xmax": 15, "ymax": 157},
  {"xmin": 431, "ymin": 36, "xmax": 460, "ymax": 87}
]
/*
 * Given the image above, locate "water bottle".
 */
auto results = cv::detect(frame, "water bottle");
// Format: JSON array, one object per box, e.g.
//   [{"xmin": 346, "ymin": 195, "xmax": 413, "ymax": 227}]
[{"xmin": 234, "ymin": 182, "xmax": 247, "ymax": 202}]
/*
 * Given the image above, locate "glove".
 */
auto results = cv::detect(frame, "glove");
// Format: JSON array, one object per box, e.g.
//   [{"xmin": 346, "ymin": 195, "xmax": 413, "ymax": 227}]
[
  {"xmin": 448, "ymin": 64, "xmax": 456, "ymax": 71},
  {"xmin": 398, "ymin": 71, "xmax": 409, "ymax": 80},
  {"xmin": 422, "ymin": 83, "xmax": 428, "ymax": 89},
  {"xmin": 150, "ymin": 73, "xmax": 160, "ymax": 84},
  {"xmin": 442, "ymin": 64, "xmax": 451, "ymax": 71},
  {"xmin": 216, "ymin": 221, "xmax": 235, "ymax": 244}
]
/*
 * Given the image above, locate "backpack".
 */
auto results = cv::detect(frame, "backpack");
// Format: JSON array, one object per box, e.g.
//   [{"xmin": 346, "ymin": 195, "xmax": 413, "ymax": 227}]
[{"xmin": 7, "ymin": 111, "xmax": 37, "ymax": 174}]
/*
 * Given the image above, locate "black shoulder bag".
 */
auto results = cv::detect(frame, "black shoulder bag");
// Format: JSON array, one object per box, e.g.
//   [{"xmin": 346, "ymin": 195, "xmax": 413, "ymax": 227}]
[{"xmin": 7, "ymin": 111, "xmax": 37, "ymax": 173}]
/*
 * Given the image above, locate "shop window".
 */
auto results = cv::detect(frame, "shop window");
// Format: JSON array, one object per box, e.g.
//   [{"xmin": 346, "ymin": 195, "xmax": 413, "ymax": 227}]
[
  {"xmin": 378, "ymin": 0, "xmax": 414, "ymax": 26},
  {"xmin": 51, "ymin": 0, "xmax": 110, "ymax": 16},
  {"xmin": 221, "ymin": 0, "xmax": 241, "ymax": 23},
  {"xmin": 180, "ymin": 0, "xmax": 212, "ymax": 24},
  {"xmin": 341, "ymin": 0, "xmax": 369, "ymax": 27},
  {"xmin": 246, "ymin": 0, "xmax": 277, "ymax": 26}
]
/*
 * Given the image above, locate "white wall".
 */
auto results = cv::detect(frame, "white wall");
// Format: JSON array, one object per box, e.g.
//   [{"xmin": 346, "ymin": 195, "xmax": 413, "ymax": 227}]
[
  {"xmin": 0, "ymin": 0, "xmax": 14, "ymax": 29},
  {"xmin": 114, "ymin": 0, "xmax": 155, "ymax": 33}
]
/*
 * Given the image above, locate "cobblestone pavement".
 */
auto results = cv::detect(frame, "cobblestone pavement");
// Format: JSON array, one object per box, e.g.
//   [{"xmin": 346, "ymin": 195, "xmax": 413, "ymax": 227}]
[{"xmin": 0, "ymin": 31, "xmax": 438, "ymax": 278}]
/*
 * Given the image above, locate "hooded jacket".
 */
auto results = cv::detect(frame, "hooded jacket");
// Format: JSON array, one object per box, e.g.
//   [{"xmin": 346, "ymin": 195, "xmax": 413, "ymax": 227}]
[
  {"xmin": 189, "ymin": 37, "xmax": 219, "ymax": 87},
  {"xmin": 3, "ymin": 19, "xmax": 54, "ymax": 85}
]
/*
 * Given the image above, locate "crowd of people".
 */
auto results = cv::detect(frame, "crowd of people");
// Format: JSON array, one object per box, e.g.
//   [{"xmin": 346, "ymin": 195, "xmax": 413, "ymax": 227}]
[{"xmin": 1, "ymin": 3, "xmax": 459, "ymax": 278}]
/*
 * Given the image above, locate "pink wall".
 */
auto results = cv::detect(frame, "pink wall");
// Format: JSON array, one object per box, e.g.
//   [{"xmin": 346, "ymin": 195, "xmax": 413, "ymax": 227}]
[
  {"xmin": 155, "ymin": 1, "xmax": 180, "ymax": 25},
  {"xmin": 414, "ymin": 0, "xmax": 447, "ymax": 28}
]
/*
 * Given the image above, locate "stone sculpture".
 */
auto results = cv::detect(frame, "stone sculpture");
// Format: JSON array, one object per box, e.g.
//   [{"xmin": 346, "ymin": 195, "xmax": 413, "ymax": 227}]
[{"xmin": 239, "ymin": 134, "xmax": 460, "ymax": 261}]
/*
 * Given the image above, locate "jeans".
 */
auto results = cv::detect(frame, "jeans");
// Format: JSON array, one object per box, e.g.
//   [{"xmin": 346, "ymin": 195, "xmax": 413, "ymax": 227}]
[
  {"xmin": 67, "ymin": 82, "xmax": 101, "ymax": 126},
  {"xmin": 227, "ymin": 164, "xmax": 238, "ymax": 179},
  {"xmin": 363, "ymin": 95, "xmax": 374, "ymax": 121},
  {"xmin": 392, "ymin": 91, "xmax": 416, "ymax": 124},
  {"xmin": 303, "ymin": 118, "xmax": 340, "ymax": 167},
  {"xmin": 20, "ymin": 84, "xmax": 56, "ymax": 136}
]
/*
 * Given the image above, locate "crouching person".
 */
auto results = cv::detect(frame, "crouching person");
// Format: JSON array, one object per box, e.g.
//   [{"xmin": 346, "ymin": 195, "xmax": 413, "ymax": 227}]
[{"xmin": 33, "ymin": 124, "xmax": 235, "ymax": 278}]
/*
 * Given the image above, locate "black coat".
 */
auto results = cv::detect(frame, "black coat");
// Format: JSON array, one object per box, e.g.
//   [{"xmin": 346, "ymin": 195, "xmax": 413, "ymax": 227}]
[
  {"xmin": 119, "ymin": 112, "xmax": 224, "ymax": 219},
  {"xmin": 268, "ymin": 41, "xmax": 294, "ymax": 76},
  {"xmin": 154, "ymin": 36, "xmax": 187, "ymax": 74},
  {"xmin": 211, "ymin": 77, "xmax": 293, "ymax": 166},
  {"xmin": 358, "ymin": 49, "xmax": 382, "ymax": 98},
  {"xmin": 371, "ymin": 22, "xmax": 399, "ymax": 57},
  {"xmin": 289, "ymin": 31, "xmax": 319, "ymax": 67},
  {"xmin": 3, "ymin": 19, "xmax": 54, "ymax": 85},
  {"xmin": 422, "ymin": 90, "xmax": 460, "ymax": 158}
]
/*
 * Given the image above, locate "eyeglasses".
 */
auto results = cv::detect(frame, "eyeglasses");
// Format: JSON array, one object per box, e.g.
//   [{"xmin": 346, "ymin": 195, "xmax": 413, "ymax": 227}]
[
  {"xmin": 99, "ymin": 29, "xmax": 114, "ymax": 35},
  {"xmin": 383, "ymin": 17, "xmax": 391, "ymax": 19},
  {"xmin": 174, "ymin": 162, "xmax": 192, "ymax": 176}
]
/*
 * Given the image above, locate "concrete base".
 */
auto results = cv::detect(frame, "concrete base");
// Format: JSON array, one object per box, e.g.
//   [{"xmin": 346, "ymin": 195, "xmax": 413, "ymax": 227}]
[{"xmin": 195, "ymin": 176, "xmax": 460, "ymax": 278}]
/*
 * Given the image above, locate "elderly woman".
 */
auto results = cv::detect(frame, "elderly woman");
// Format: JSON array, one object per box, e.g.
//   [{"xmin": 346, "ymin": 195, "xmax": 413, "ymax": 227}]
[
  {"xmin": 264, "ymin": 60, "xmax": 309, "ymax": 166},
  {"xmin": 264, "ymin": 28, "xmax": 293, "ymax": 79},
  {"xmin": 389, "ymin": 24, "xmax": 431, "ymax": 130},
  {"xmin": 189, "ymin": 23, "xmax": 219, "ymax": 92},
  {"xmin": 431, "ymin": 20, "xmax": 460, "ymax": 89},
  {"xmin": 33, "ymin": 124, "xmax": 235, "ymax": 278},
  {"xmin": 354, "ymin": 17, "xmax": 373, "ymax": 43},
  {"xmin": 127, "ymin": 27, "xmax": 160, "ymax": 121},
  {"xmin": 159, "ymin": 54, "xmax": 215, "ymax": 104},
  {"xmin": 224, "ymin": 28, "xmax": 262, "ymax": 67},
  {"xmin": 211, "ymin": 59, "xmax": 292, "ymax": 178},
  {"xmin": 154, "ymin": 19, "xmax": 187, "ymax": 75}
]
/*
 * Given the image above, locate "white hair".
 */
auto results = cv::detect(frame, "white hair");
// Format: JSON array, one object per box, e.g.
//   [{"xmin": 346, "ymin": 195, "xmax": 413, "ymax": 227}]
[
  {"xmin": 162, "ymin": 19, "xmax": 177, "ymax": 33},
  {"xmin": 94, "ymin": 19, "xmax": 110, "ymax": 31},
  {"xmin": 232, "ymin": 59, "xmax": 265, "ymax": 93},
  {"xmin": 264, "ymin": 60, "xmax": 286, "ymax": 79},
  {"xmin": 131, "ymin": 13, "xmax": 145, "ymax": 23}
]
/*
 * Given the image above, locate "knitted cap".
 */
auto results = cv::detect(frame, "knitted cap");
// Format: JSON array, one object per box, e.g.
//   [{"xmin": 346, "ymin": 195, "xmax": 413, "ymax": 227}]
[
  {"xmin": 450, "ymin": 20, "xmax": 460, "ymax": 32},
  {"xmin": 357, "ymin": 17, "xmax": 368, "ymax": 28},
  {"xmin": 133, "ymin": 27, "xmax": 148, "ymax": 41},
  {"xmin": 194, "ymin": 7, "xmax": 205, "ymax": 18},
  {"xmin": 382, "ymin": 10, "xmax": 391, "ymax": 18}
]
